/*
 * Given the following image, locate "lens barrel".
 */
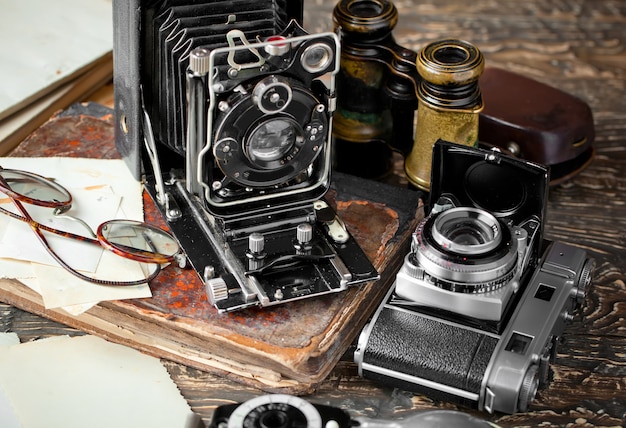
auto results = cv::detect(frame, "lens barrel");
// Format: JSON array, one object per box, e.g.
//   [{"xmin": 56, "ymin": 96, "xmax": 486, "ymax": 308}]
[
  {"xmin": 332, "ymin": 0, "xmax": 399, "ymax": 178},
  {"xmin": 413, "ymin": 207, "xmax": 518, "ymax": 291},
  {"xmin": 405, "ymin": 39, "xmax": 485, "ymax": 191}
]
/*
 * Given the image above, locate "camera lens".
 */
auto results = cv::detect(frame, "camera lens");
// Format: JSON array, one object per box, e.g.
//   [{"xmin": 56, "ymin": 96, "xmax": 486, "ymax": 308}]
[
  {"xmin": 226, "ymin": 395, "xmax": 322, "ymax": 428},
  {"xmin": 432, "ymin": 207, "xmax": 501, "ymax": 255},
  {"xmin": 259, "ymin": 409, "xmax": 290, "ymax": 428},
  {"xmin": 246, "ymin": 119, "xmax": 298, "ymax": 167},
  {"xmin": 301, "ymin": 43, "xmax": 333, "ymax": 73},
  {"xmin": 413, "ymin": 207, "xmax": 519, "ymax": 288}
]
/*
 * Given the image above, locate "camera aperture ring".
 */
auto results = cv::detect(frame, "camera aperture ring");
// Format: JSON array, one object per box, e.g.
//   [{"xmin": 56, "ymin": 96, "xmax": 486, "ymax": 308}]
[
  {"xmin": 403, "ymin": 252, "xmax": 517, "ymax": 294},
  {"xmin": 212, "ymin": 79, "xmax": 327, "ymax": 188},
  {"xmin": 422, "ymin": 264, "xmax": 517, "ymax": 294},
  {"xmin": 413, "ymin": 208, "xmax": 519, "ymax": 290}
]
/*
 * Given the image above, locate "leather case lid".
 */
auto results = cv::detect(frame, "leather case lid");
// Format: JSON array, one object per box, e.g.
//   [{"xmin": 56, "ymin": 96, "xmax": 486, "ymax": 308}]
[{"xmin": 429, "ymin": 140, "xmax": 549, "ymax": 228}]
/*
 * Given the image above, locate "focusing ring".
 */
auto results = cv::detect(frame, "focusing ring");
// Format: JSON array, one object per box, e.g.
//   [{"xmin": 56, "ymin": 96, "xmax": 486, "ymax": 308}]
[{"xmin": 422, "ymin": 267, "xmax": 517, "ymax": 294}]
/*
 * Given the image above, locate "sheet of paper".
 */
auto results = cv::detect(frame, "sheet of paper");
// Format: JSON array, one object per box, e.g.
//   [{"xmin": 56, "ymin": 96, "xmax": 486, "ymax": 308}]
[
  {"xmin": 0, "ymin": 334, "xmax": 199, "ymax": 428},
  {"xmin": 0, "ymin": 259, "xmax": 35, "ymax": 282},
  {"xmin": 0, "ymin": 385, "xmax": 21, "ymax": 428},
  {"xmin": 0, "ymin": 188, "xmax": 121, "ymax": 272},
  {"xmin": 28, "ymin": 256, "xmax": 152, "ymax": 309},
  {"xmin": 0, "ymin": 0, "xmax": 112, "ymax": 120}
]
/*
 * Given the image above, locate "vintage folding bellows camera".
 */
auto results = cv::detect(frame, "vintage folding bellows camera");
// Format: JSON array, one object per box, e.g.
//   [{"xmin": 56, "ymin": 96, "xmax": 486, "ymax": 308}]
[
  {"xmin": 112, "ymin": 0, "xmax": 378, "ymax": 312},
  {"xmin": 355, "ymin": 140, "xmax": 594, "ymax": 414}
]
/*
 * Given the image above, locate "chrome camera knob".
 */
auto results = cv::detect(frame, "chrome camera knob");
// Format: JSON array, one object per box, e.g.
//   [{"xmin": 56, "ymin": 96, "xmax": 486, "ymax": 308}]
[
  {"xmin": 401, "ymin": 253, "xmax": 425, "ymax": 281},
  {"xmin": 517, "ymin": 365, "xmax": 540, "ymax": 412},
  {"xmin": 297, "ymin": 223, "xmax": 313, "ymax": 245},
  {"xmin": 574, "ymin": 258, "xmax": 595, "ymax": 305},
  {"xmin": 206, "ymin": 277, "xmax": 228, "ymax": 304},
  {"xmin": 248, "ymin": 232, "xmax": 265, "ymax": 256}
]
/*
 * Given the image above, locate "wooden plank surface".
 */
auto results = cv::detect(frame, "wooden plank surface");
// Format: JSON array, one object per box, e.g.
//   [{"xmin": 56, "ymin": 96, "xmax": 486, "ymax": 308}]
[{"xmin": 3, "ymin": 0, "xmax": 626, "ymax": 426}]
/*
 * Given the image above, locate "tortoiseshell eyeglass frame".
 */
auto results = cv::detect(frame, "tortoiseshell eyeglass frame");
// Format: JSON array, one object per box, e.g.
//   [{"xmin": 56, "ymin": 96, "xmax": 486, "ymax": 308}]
[{"xmin": 0, "ymin": 166, "xmax": 182, "ymax": 286}]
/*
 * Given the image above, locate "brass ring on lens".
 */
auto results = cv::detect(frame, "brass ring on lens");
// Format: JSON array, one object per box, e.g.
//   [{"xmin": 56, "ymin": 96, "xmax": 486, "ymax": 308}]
[{"xmin": 417, "ymin": 39, "xmax": 485, "ymax": 86}]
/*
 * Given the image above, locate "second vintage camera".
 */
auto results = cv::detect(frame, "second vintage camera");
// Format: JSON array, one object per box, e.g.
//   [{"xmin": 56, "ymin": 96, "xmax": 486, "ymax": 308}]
[
  {"xmin": 355, "ymin": 140, "xmax": 594, "ymax": 414},
  {"xmin": 112, "ymin": 0, "xmax": 379, "ymax": 312},
  {"xmin": 209, "ymin": 394, "xmax": 495, "ymax": 427}
]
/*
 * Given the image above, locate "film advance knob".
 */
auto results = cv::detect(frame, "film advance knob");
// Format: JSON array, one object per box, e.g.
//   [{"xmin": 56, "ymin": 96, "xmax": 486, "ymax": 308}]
[
  {"xmin": 189, "ymin": 47, "xmax": 211, "ymax": 76},
  {"xmin": 297, "ymin": 223, "xmax": 313, "ymax": 245},
  {"xmin": 575, "ymin": 258, "xmax": 595, "ymax": 304},
  {"xmin": 518, "ymin": 365, "xmax": 540, "ymax": 412},
  {"xmin": 248, "ymin": 233, "xmax": 265, "ymax": 257}
]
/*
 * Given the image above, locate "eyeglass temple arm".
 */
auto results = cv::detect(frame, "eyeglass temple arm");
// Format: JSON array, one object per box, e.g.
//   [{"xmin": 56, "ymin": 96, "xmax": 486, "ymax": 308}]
[{"xmin": 6, "ymin": 197, "xmax": 162, "ymax": 286}]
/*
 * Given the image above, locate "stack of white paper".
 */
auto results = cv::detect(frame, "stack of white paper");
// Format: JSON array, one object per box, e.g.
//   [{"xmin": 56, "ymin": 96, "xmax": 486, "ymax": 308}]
[{"xmin": 0, "ymin": 0, "xmax": 113, "ymax": 155}]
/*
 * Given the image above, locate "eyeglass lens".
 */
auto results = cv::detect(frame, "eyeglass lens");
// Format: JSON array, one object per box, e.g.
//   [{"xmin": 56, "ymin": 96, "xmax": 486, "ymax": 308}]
[
  {"xmin": 98, "ymin": 220, "xmax": 180, "ymax": 264},
  {"xmin": 0, "ymin": 169, "xmax": 71, "ymax": 206}
]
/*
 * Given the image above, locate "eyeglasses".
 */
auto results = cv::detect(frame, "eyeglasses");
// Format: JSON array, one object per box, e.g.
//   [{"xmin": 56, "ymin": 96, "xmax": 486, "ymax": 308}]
[{"xmin": 0, "ymin": 166, "xmax": 182, "ymax": 286}]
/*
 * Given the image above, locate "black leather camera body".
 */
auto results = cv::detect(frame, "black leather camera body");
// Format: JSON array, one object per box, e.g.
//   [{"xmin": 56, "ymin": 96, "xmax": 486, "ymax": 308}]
[
  {"xmin": 112, "ymin": 0, "xmax": 379, "ymax": 312},
  {"xmin": 354, "ymin": 140, "xmax": 594, "ymax": 414}
]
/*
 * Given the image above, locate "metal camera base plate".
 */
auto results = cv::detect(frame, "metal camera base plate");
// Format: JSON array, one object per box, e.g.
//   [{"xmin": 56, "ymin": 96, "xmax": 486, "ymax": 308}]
[{"xmin": 144, "ymin": 174, "xmax": 379, "ymax": 313}]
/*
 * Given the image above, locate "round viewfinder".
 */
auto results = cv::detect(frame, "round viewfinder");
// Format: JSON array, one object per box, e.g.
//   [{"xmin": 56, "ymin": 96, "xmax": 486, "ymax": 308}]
[{"xmin": 301, "ymin": 43, "xmax": 333, "ymax": 73}]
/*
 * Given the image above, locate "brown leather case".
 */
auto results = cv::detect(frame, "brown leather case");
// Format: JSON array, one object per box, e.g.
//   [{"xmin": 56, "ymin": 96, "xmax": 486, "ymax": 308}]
[{"xmin": 479, "ymin": 67, "xmax": 595, "ymax": 184}]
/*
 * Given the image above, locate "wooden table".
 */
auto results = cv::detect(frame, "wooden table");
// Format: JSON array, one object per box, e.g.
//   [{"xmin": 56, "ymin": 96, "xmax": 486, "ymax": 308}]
[{"xmin": 3, "ymin": 0, "xmax": 626, "ymax": 426}]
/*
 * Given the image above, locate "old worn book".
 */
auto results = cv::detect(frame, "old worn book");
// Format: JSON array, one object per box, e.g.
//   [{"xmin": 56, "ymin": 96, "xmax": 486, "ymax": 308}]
[{"xmin": 0, "ymin": 103, "xmax": 423, "ymax": 393}]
